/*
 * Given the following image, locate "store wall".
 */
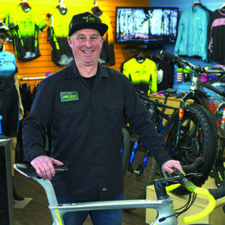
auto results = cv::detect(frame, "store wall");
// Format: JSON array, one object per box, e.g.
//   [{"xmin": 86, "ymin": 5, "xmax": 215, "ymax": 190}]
[
  {"xmin": 149, "ymin": 0, "xmax": 225, "ymax": 93},
  {"xmin": 2, "ymin": 1, "xmax": 225, "ymax": 92},
  {"xmin": 1, "ymin": 0, "xmax": 150, "ymax": 87}
]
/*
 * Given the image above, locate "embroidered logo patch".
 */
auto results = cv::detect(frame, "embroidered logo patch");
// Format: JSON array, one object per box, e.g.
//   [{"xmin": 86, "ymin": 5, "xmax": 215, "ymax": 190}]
[
  {"xmin": 60, "ymin": 91, "xmax": 79, "ymax": 102},
  {"xmin": 83, "ymin": 15, "xmax": 95, "ymax": 22}
]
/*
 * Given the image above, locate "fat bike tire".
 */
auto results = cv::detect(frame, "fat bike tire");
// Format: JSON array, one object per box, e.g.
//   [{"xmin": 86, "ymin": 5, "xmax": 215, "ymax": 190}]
[{"xmin": 162, "ymin": 104, "xmax": 218, "ymax": 195}]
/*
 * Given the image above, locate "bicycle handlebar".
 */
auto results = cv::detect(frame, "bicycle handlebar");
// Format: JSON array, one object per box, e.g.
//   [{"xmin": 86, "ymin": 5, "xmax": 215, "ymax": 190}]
[
  {"xmin": 182, "ymin": 157, "xmax": 204, "ymax": 173},
  {"xmin": 160, "ymin": 50, "xmax": 225, "ymax": 76},
  {"xmin": 164, "ymin": 171, "xmax": 217, "ymax": 224},
  {"xmin": 165, "ymin": 157, "xmax": 225, "ymax": 224},
  {"xmin": 184, "ymin": 180, "xmax": 217, "ymax": 224},
  {"xmin": 165, "ymin": 157, "xmax": 204, "ymax": 193}
]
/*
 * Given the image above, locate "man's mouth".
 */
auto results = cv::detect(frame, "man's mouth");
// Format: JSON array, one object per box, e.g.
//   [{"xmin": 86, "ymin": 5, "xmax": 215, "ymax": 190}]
[{"xmin": 83, "ymin": 50, "xmax": 94, "ymax": 54}]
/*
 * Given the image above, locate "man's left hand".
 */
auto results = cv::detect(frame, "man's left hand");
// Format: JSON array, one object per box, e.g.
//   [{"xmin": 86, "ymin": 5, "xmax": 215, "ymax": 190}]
[{"xmin": 162, "ymin": 160, "xmax": 183, "ymax": 174}]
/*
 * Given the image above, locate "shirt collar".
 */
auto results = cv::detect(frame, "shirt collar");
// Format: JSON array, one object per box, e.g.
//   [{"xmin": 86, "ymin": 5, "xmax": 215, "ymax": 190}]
[{"xmin": 67, "ymin": 61, "xmax": 109, "ymax": 79}]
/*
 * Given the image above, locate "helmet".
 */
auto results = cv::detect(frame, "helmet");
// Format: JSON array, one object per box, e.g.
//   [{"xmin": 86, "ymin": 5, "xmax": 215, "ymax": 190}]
[{"xmin": 0, "ymin": 22, "xmax": 8, "ymax": 33}]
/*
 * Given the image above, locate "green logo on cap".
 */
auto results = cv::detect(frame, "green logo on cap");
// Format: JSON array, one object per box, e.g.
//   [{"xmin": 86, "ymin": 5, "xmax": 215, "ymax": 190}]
[{"xmin": 83, "ymin": 15, "xmax": 95, "ymax": 22}]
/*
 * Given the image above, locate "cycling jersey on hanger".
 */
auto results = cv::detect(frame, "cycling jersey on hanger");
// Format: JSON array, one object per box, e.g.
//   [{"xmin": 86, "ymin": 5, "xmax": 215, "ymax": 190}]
[
  {"xmin": 153, "ymin": 59, "xmax": 174, "ymax": 91},
  {"xmin": 5, "ymin": 4, "xmax": 46, "ymax": 61},
  {"xmin": 122, "ymin": 57, "xmax": 157, "ymax": 95},
  {"xmin": 208, "ymin": 8, "xmax": 225, "ymax": 64},
  {"xmin": 47, "ymin": 6, "xmax": 74, "ymax": 66}
]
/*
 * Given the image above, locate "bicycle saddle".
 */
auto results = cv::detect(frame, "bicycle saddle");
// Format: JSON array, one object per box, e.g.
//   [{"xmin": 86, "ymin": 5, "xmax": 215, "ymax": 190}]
[
  {"xmin": 14, "ymin": 163, "xmax": 38, "ymax": 178},
  {"xmin": 14, "ymin": 163, "xmax": 68, "ymax": 178},
  {"xmin": 158, "ymin": 88, "xmax": 177, "ymax": 95}
]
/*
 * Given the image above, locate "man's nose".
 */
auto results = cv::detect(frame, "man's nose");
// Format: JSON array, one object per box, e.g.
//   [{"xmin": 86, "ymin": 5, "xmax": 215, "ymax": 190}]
[{"xmin": 85, "ymin": 38, "xmax": 92, "ymax": 46}]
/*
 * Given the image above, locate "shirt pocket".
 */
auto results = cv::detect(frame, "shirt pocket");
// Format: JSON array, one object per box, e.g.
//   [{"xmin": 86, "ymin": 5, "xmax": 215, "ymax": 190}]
[
  {"xmin": 55, "ymin": 102, "xmax": 85, "ymax": 134},
  {"xmin": 103, "ymin": 100, "xmax": 123, "ymax": 129}
]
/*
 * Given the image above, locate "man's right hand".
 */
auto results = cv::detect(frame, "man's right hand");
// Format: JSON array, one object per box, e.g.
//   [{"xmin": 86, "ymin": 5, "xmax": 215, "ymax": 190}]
[{"xmin": 31, "ymin": 156, "xmax": 64, "ymax": 179}]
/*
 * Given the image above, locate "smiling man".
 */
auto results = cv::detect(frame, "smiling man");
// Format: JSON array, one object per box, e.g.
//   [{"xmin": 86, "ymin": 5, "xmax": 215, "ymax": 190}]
[{"xmin": 22, "ymin": 12, "xmax": 182, "ymax": 225}]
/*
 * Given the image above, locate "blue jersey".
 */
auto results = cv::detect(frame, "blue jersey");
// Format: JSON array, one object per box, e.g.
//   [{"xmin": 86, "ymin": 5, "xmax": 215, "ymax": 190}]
[{"xmin": 0, "ymin": 50, "xmax": 18, "ymax": 95}]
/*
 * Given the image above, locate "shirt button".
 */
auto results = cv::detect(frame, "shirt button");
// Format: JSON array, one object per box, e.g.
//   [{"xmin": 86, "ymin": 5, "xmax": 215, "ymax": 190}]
[{"xmin": 101, "ymin": 187, "xmax": 107, "ymax": 192}]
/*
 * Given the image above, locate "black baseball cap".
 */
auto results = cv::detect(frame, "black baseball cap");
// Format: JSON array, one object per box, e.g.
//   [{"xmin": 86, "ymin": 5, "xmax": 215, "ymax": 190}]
[{"xmin": 68, "ymin": 12, "xmax": 108, "ymax": 36}]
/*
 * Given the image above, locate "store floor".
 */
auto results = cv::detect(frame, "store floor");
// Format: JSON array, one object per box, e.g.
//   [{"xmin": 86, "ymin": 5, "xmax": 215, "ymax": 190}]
[{"xmin": 14, "ymin": 170, "xmax": 148, "ymax": 225}]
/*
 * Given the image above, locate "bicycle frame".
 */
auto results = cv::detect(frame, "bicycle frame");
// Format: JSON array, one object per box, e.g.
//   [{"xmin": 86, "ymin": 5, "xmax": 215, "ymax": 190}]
[
  {"xmin": 128, "ymin": 89, "xmax": 177, "ymax": 175},
  {"xmin": 34, "ymin": 177, "xmax": 177, "ymax": 225}
]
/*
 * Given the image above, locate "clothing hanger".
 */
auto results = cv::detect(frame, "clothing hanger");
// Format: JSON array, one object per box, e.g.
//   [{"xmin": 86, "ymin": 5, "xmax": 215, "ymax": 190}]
[
  {"xmin": 135, "ymin": 51, "xmax": 146, "ymax": 62},
  {"xmin": 91, "ymin": 1, "xmax": 103, "ymax": 17},
  {"xmin": 219, "ymin": 3, "xmax": 225, "ymax": 9},
  {"xmin": 57, "ymin": 0, "xmax": 66, "ymax": 9},
  {"xmin": 153, "ymin": 54, "xmax": 164, "ymax": 61},
  {"xmin": 20, "ymin": 0, "xmax": 31, "ymax": 12},
  {"xmin": 56, "ymin": 0, "xmax": 67, "ymax": 15},
  {"xmin": 192, "ymin": 0, "xmax": 201, "ymax": 7},
  {"xmin": 192, "ymin": 1, "xmax": 211, "ymax": 13}
]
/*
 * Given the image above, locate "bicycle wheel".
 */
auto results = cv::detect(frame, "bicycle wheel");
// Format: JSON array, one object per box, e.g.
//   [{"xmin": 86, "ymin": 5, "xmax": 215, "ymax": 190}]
[
  {"xmin": 162, "ymin": 104, "xmax": 218, "ymax": 195},
  {"xmin": 123, "ymin": 142, "xmax": 159, "ymax": 203},
  {"xmin": 121, "ymin": 127, "xmax": 131, "ymax": 177},
  {"xmin": 213, "ymin": 104, "xmax": 225, "ymax": 187}
]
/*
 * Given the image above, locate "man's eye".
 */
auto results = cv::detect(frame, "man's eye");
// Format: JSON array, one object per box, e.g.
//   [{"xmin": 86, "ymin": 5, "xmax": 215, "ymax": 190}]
[
  {"xmin": 78, "ymin": 37, "xmax": 86, "ymax": 41},
  {"xmin": 90, "ymin": 36, "xmax": 98, "ymax": 40}
]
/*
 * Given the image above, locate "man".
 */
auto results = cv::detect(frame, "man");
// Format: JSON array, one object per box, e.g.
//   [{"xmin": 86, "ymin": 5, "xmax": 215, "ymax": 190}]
[{"xmin": 22, "ymin": 12, "xmax": 182, "ymax": 225}]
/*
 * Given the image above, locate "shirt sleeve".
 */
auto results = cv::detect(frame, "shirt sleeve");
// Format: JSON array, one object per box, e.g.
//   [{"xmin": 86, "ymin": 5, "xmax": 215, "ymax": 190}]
[
  {"xmin": 148, "ymin": 61, "xmax": 157, "ymax": 95},
  {"xmin": 22, "ymin": 78, "xmax": 53, "ymax": 162}
]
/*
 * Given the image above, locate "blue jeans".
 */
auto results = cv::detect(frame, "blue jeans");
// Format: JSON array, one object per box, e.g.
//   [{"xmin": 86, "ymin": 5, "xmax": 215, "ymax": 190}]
[{"xmin": 57, "ymin": 194, "xmax": 123, "ymax": 225}]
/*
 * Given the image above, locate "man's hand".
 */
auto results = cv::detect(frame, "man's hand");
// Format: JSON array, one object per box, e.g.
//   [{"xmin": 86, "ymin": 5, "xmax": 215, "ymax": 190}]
[
  {"xmin": 31, "ymin": 155, "xmax": 64, "ymax": 179},
  {"xmin": 162, "ymin": 159, "xmax": 183, "ymax": 174}
]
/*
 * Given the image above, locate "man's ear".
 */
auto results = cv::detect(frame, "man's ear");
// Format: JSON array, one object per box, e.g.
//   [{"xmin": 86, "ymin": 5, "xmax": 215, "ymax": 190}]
[
  {"xmin": 67, "ymin": 37, "xmax": 72, "ymax": 47},
  {"xmin": 101, "ymin": 36, "xmax": 104, "ymax": 43}
]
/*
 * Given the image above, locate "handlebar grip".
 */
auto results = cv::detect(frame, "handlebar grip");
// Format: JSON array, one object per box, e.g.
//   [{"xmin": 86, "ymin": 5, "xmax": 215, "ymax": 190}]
[
  {"xmin": 182, "ymin": 157, "xmax": 204, "ymax": 174},
  {"xmin": 183, "ymin": 188, "xmax": 216, "ymax": 224},
  {"xmin": 209, "ymin": 179, "xmax": 225, "ymax": 200},
  {"xmin": 160, "ymin": 50, "xmax": 178, "ymax": 61}
]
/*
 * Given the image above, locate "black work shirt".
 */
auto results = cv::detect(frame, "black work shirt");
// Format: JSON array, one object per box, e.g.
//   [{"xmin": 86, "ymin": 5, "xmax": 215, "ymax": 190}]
[{"xmin": 22, "ymin": 61, "xmax": 170, "ymax": 201}]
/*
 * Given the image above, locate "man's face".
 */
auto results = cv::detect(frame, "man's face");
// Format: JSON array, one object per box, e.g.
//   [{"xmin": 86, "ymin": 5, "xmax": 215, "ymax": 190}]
[{"xmin": 67, "ymin": 29, "xmax": 104, "ymax": 67}]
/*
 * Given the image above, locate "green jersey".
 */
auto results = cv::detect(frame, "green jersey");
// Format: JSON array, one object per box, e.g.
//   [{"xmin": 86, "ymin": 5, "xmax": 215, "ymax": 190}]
[
  {"xmin": 5, "ymin": 5, "xmax": 46, "ymax": 61},
  {"xmin": 47, "ymin": 6, "xmax": 73, "ymax": 66},
  {"xmin": 122, "ymin": 58, "xmax": 157, "ymax": 95}
]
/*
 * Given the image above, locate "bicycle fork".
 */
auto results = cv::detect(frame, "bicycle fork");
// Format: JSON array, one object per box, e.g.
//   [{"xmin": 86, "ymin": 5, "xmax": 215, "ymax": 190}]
[{"xmin": 173, "ymin": 92, "xmax": 200, "ymax": 156}]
